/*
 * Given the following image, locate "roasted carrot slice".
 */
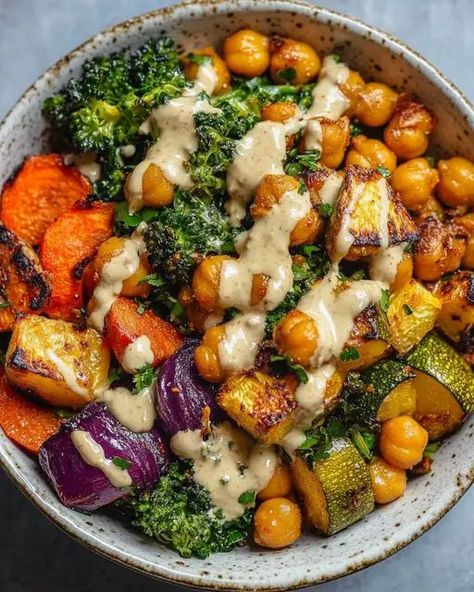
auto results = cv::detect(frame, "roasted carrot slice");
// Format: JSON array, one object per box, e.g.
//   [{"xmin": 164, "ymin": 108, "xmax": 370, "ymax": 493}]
[
  {"xmin": 40, "ymin": 201, "xmax": 115, "ymax": 321},
  {"xmin": 1, "ymin": 154, "xmax": 92, "ymax": 246},
  {"xmin": 0, "ymin": 223, "xmax": 51, "ymax": 331},
  {"xmin": 105, "ymin": 297, "xmax": 183, "ymax": 368},
  {"xmin": 0, "ymin": 372, "xmax": 61, "ymax": 454}
]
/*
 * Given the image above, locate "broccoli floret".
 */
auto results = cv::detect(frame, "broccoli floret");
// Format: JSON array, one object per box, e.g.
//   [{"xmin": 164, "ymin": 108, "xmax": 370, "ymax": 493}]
[
  {"xmin": 265, "ymin": 245, "xmax": 331, "ymax": 336},
  {"xmin": 120, "ymin": 461, "xmax": 252, "ymax": 559},
  {"xmin": 42, "ymin": 37, "xmax": 187, "ymax": 200},
  {"xmin": 144, "ymin": 191, "xmax": 236, "ymax": 285}
]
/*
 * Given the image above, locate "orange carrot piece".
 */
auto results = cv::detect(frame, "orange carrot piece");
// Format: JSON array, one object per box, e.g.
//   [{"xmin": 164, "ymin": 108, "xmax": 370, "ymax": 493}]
[
  {"xmin": 105, "ymin": 297, "xmax": 184, "ymax": 368},
  {"xmin": 1, "ymin": 154, "xmax": 92, "ymax": 245},
  {"xmin": 0, "ymin": 372, "xmax": 61, "ymax": 454},
  {"xmin": 40, "ymin": 201, "xmax": 115, "ymax": 321}
]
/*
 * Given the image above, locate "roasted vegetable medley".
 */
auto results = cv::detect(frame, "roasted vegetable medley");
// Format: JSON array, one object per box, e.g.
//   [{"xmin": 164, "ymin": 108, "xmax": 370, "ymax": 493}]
[{"xmin": 0, "ymin": 29, "xmax": 473, "ymax": 558}]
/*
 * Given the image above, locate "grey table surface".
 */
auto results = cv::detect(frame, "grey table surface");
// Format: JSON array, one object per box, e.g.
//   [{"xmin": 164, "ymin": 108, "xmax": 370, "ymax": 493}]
[{"xmin": 0, "ymin": 0, "xmax": 472, "ymax": 590}]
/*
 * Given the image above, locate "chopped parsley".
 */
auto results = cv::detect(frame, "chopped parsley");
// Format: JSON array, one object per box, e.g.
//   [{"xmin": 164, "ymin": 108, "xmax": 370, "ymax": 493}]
[
  {"xmin": 423, "ymin": 442, "xmax": 440, "ymax": 459},
  {"xmin": 298, "ymin": 417, "xmax": 346, "ymax": 463},
  {"xmin": 380, "ymin": 288, "xmax": 391, "ymax": 313},
  {"xmin": 403, "ymin": 303, "xmax": 414, "ymax": 315},
  {"xmin": 238, "ymin": 490, "xmax": 256, "ymax": 505},
  {"xmin": 376, "ymin": 165, "xmax": 391, "ymax": 179},
  {"xmin": 270, "ymin": 354, "xmax": 309, "ymax": 384},
  {"xmin": 112, "ymin": 456, "xmax": 132, "ymax": 470},
  {"xmin": 186, "ymin": 53, "xmax": 212, "ymax": 65},
  {"xmin": 278, "ymin": 67, "xmax": 297, "ymax": 82},
  {"xmin": 340, "ymin": 347, "xmax": 360, "ymax": 362},
  {"xmin": 133, "ymin": 363, "xmax": 154, "ymax": 394},
  {"xmin": 317, "ymin": 202, "xmax": 333, "ymax": 218}
]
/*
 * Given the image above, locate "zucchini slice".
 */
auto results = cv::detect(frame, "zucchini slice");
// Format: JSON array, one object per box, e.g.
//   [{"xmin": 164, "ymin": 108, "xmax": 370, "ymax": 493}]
[
  {"xmin": 291, "ymin": 437, "xmax": 374, "ymax": 536},
  {"xmin": 406, "ymin": 332, "xmax": 474, "ymax": 440},
  {"xmin": 346, "ymin": 359, "xmax": 416, "ymax": 426},
  {"xmin": 387, "ymin": 280, "xmax": 441, "ymax": 355}
]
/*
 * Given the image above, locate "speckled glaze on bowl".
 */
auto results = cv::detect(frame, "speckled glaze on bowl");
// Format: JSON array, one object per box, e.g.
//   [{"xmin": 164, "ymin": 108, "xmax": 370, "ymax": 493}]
[{"xmin": 0, "ymin": 1, "xmax": 472, "ymax": 589}]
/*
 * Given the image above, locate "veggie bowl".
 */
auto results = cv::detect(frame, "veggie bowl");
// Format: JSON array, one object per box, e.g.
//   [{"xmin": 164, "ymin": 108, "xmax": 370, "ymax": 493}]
[{"xmin": 0, "ymin": 0, "xmax": 473, "ymax": 589}]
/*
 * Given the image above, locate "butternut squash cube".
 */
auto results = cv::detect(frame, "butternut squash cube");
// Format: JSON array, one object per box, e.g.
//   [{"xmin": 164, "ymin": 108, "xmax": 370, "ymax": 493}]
[{"xmin": 6, "ymin": 315, "xmax": 110, "ymax": 408}]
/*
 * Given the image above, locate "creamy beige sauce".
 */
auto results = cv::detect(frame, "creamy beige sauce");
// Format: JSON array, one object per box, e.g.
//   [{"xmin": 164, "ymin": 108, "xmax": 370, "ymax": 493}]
[
  {"xmin": 226, "ymin": 121, "xmax": 287, "ymax": 226},
  {"xmin": 121, "ymin": 335, "xmax": 154, "ymax": 373},
  {"xmin": 319, "ymin": 171, "xmax": 343, "ymax": 206},
  {"xmin": 98, "ymin": 386, "xmax": 156, "ymax": 433},
  {"xmin": 306, "ymin": 55, "xmax": 350, "ymax": 120},
  {"xmin": 304, "ymin": 119, "xmax": 323, "ymax": 151},
  {"xmin": 218, "ymin": 312, "xmax": 266, "ymax": 373},
  {"xmin": 219, "ymin": 189, "xmax": 311, "ymax": 311},
  {"xmin": 121, "ymin": 144, "xmax": 136, "ymax": 158},
  {"xmin": 171, "ymin": 422, "xmax": 278, "ymax": 520},
  {"xmin": 71, "ymin": 430, "xmax": 132, "ymax": 488},
  {"xmin": 297, "ymin": 268, "xmax": 384, "ymax": 367},
  {"xmin": 65, "ymin": 152, "xmax": 101, "ymax": 182},
  {"xmin": 88, "ymin": 230, "xmax": 145, "ymax": 332},
  {"xmin": 126, "ymin": 64, "xmax": 221, "ymax": 212},
  {"xmin": 370, "ymin": 243, "xmax": 406, "ymax": 284},
  {"xmin": 47, "ymin": 350, "xmax": 89, "ymax": 398}
]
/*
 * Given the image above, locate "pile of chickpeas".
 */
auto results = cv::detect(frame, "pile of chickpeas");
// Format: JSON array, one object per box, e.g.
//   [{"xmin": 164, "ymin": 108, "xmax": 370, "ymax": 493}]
[{"xmin": 150, "ymin": 29, "xmax": 474, "ymax": 550}]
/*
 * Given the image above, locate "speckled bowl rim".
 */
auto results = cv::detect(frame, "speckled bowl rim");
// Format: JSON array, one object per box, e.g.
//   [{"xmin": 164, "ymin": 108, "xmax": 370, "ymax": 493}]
[{"xmin": 0, "ymin": 1, "xmax": 472, "ymax": 590}]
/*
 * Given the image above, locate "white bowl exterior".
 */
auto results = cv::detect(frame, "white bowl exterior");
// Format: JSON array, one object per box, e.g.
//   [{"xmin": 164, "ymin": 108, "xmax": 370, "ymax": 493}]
[{"xmin": 0, "ymin": 1, "xmax": 472, "ymax": 589}]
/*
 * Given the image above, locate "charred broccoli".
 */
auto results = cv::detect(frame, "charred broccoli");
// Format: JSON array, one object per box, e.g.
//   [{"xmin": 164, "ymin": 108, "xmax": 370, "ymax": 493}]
[{"xmin": 120, "ymin": 461, "xmax": 252, "ymax": 559}]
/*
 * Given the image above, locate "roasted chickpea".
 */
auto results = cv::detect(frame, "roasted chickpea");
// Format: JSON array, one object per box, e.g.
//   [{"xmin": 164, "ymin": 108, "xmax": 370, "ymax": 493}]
[
  {"xmin": 303, "ymin": 116, "xmax": 350, "ymax": 169},
  {"xmin": 354, "ymin": 82, "xmax": 398, "ymax": 127},
  {"xmin": 456, "ymin": 213, "xmax": 474, "ymax": 269},
  {"xmin": 274, "ymin": 310, "xmax": 319, "ymax": 367},
  {"xmin": 223, "ymin": 29, "xmax": 270, "ymax": 77},
  {"xmin": 124, "ymin": 162, "xmax": 174, "ymax": 209},
  {"xmin": 192, "ymin": 255, "xmax": 234, "ymax": 311},
  {"xmin": 369, "ymin": 457, "xmax": 407, "ymax": 504},
  {"xmin": 383, "ymin": 96, "xmax": 436, "ymax": 160},
  {"xmin": 251, "ymin": 174, "xmax": 318, "ymax": 246},
  {"xmin": 182, "ymin": 47, "xmax": 230, "ymax": 94},
  {"xmin": 391, "ymin": 158, "xmax": 440, "ymax": 209},
  {"xmin": 414, "ymin": 217, "xmax": 466, "ymax": 281},
  {"xmin": 437, "ymin": 156, "xmax": 474, "ymax": 208},
  {"xmin": 261, "ymin": 101, "xmax": 298, "ymax": 123},
  {"xmin": 194, "ymin": 325, "xmax": 226, "ymax": 383},
  {"xmin": 411, "ymin": 195, "xmax": 445, "ymax": 225},
  {"xmin": 389, "ymin": 253, "xmax": 413, "ymax": 292},
  {"xmin": 251, "ymin": 274, "xmax": 270, "ymax": 307},
  {"xmin": 89, "ymin": 237, "xmax": 152, "ymax": 299},
  {"xmin": 254, "ymin": 498, "xmax": 302, "ymax": 549},
  {"xmin": 340, "ymin": 69, "xmax": 365, "ymax": 117},
  {"xmin": 269, "ymin": 36, "xmax": 320, "ymax": 85},
  {"xmin": 379, "ymin": 415, "xmax": 429, "ymax": 470},
  {"xmin": 345, "ymin": 135, "xmax": 397, "ymax": 172},
  {"xmin": 258, "ymin": 464, "xmax": 292, "ymax": 500},
  {"xmin": 178, "ymin": 286, "xmax": 222, "ymax": 333}
]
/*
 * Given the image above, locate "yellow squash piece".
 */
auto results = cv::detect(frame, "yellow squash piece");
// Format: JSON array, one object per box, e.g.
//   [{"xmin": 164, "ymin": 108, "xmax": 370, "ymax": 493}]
[
  {"xmin": 6, "ymin": 315, "xmax": 110, "ymax": 408},
  {"xmin": 387, "ymin": 280, "xmax": 441, "ymax": 355}
]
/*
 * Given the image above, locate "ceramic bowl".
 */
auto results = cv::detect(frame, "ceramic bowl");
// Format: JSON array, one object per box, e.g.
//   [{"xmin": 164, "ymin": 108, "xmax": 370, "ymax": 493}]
[{"xmin": 0, "ymin": 1, "xmax": 472, "ymax": 589}]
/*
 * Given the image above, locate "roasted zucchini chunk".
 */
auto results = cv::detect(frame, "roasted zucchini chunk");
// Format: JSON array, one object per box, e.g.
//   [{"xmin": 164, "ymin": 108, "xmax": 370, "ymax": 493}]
[
  {"xmin": 433, "ymin": 271, "xmax": 474, "ymax": 353},
  {"xmin": 345, "ymin": 359, "xmax": 416, "ymax": 426},
  {"xmin": 339, "ymin": 305, "xmax": 390, "ymax": 371},
  {"xmin": 387, "ymin": 280, "xmax": 441, "ymax": 355},
  {"xmin": 291, "ymin": 438, "xmax": 374, "ymax": 535},
  {"xmin": 326, "ymin": 165, "xmax": 418, "ymax": 262},
  {"xmin": 0, "ymin": 223, "xmax": 51, "ymax": 331},
  {"xmin": 406, "ymin": 332, "xmax": 474, "ymax": 440},
  {"xmin": 6, "ymin": 315, "xmax": 110, "ymax": 408}
]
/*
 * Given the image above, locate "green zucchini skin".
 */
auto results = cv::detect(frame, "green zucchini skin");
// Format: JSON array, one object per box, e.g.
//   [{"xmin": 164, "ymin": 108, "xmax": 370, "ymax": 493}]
[
  {"xmin": 344, "ymin": 359, "xmax": 414, "ymax": 426},
  {"xmin": 315, "ymin": 437, "xmax": 374, "ymax": 535},
  {"xmin": 406, "ymin": 332, "xmax": 474, "ymax": 413}
]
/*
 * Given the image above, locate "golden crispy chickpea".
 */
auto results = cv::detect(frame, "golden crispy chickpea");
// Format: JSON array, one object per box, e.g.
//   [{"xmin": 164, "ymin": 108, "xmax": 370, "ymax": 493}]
[
  {"xmin": 192, "ymin": 255, "xmax": 234, "ymax": 312},
  {"xmin": 414, "ymin": 217, "xmax": 466, "ymax": 281},
  {"xmin": 178, "ymin": 285, "xmax": 222, "ymax": 333},
  {"xmin": 369, "ymin": 457, "xmax": 407, "ymax": 504},
  {"xmin": 456, "ymin": 213, "xmax": 474, "ymax": 269},
  {"xmin": 302, "ymin": 117, "xmax": 350, "ymax": 169},
  {"xmin": 261, "ymin": 101, "xmax": 298, "ymax": 123},
  {"xmin": 141, "ymin": 163, "xmax": 174, "ymax": 207},
  {"xmin": 383, "ymin": 96, "xmax": 436, "ymax": 160},
  {"xmin": 274, "ymin": 310, "xmax": 319, "ymax": 367},
  {"xmin": 194, "ymin": 325, "xmax": 226, "ymax": 383},
  {"xmin": 258, "ymin": 464, "xmax": 292, "ymax": 501},
  {"xmin": 182, "ymin": 47, "xmax": 230, "ymax": 95},
  {"xmin": 250, "ymin": 273, "xmax": 270, "ymax": 307},
  {"xmin": 437, "ymin": 156, "xmax": 474, "ymax": 208},
  {"xmin": 254, "ymin": 497, "xmax": 302, "ymax": 549},
  {"xmin": 354, "ymin": 82, "xmax": 398, "ymax": 127},
  {"xmin": 389, "ymin": 253, "xmax": 413, "ymax": 292},
  {"xmin": 89, "ymin": 237, "xmax": 152, "ymax": 299},
  {"xmin": 345, "ymin": 135, "xmax": 397, "ymax": 172},
  {"xmin": 340, "ymin": 69, "xmax": 366, "ymax": 117},
  {"xmin": 391, "ymin": 158, "xmax": 440, "ymax": 209},
  {"xmin": 223, "ymin": 29, "xmax": 270, "ymax": 77},
  {"xmin": 269, "ymin": 36, "xmax": 320, "ymax": 85},
  {"xmin": 251, "ymin": 174, "xmax": 318, "ymax": 246},
  {"xmin": 411, "ymin": 195, "xmax": 445, "ymax": 225},
  {"xmin": 380, "ymin": 415, "xmax": 429, "ymax": 470}
]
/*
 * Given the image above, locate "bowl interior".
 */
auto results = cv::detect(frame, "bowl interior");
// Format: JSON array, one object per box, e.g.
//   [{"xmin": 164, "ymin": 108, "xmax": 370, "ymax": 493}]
[{"xmin": 0, "ymin": 1, "xmax": 472, "ymax": 589}]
